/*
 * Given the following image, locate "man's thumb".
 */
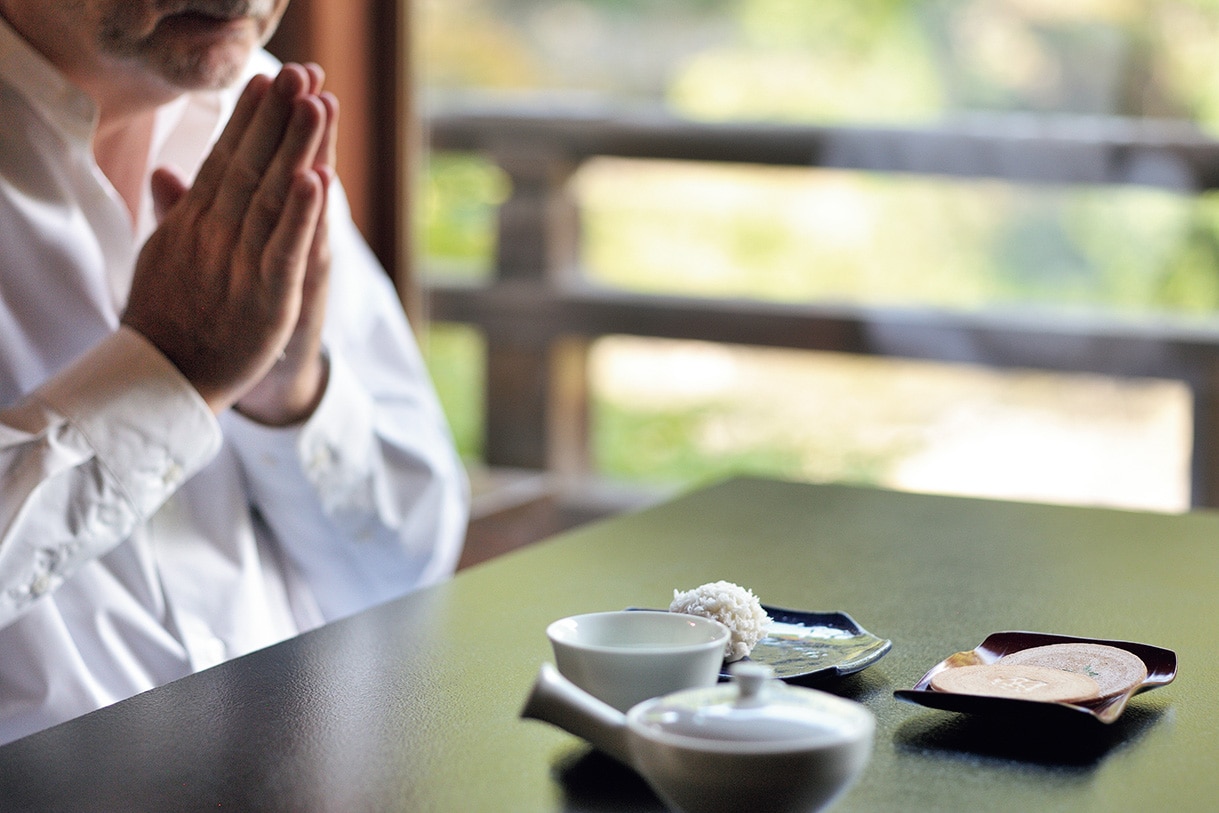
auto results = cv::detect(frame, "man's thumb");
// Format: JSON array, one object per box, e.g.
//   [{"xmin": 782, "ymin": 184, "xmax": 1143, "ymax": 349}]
[{"xmin": 150, "ymin": 166, "xmax": 190, "ymax": 223}]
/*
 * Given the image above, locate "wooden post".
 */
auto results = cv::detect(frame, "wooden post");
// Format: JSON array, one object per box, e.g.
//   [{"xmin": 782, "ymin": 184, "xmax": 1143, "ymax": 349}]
[
  {"xmin": 484, "ymin": 148, "xmax": 589, "ymax": 474},
  {"xmin": 493, "ymin": 149, "xmax": 581, "ymax": 282},
  {"xmin": 1191, "ymin": 373, "xmax": 1219, "ymax": 508}
]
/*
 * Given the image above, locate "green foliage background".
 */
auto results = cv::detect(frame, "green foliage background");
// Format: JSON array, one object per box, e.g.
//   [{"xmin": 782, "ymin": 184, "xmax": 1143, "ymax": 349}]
[{"xmin": 419, "ymin": 0, "xmax": 1219, "ymax": 491}]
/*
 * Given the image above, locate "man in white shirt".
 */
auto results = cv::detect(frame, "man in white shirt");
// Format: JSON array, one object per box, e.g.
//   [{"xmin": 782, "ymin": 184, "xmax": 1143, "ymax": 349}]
[{"xmin": 0, "ymin": 0, "xmax": 469, "ymax": 744}]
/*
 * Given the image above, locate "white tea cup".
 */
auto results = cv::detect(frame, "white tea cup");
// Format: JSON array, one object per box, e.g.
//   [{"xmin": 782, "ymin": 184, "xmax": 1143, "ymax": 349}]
[{"xmin": 547, "ymin": 610, "xmax": 729, "ymax": 712}]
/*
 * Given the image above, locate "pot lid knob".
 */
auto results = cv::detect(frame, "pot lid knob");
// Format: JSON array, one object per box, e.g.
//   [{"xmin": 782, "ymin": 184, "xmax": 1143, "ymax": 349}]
[{"xmin": 728, "ymin": 661, "xmax": 774, "ymax": 705}]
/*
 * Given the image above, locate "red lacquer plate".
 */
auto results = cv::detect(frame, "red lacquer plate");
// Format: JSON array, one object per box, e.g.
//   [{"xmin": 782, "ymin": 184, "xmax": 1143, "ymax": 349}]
[{"xmin": 894, "ymin": 631, "xmax": 1177, "ymax": 724}]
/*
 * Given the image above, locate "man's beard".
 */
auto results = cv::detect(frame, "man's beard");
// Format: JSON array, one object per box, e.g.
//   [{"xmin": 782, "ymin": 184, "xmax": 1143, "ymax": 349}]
[{"xmin": 97, "ymin": 0, "xmax": 279, "ymax": 90}]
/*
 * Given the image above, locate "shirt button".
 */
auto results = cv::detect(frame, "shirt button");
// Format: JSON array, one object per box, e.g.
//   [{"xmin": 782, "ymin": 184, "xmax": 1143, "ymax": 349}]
[
  {"xmin": 308, "ymin": 446, "xmax": 334, "ymax": 473},
  {"xmin": 162, "ymin": 461, "xmax": 183, "ymax": 487},
  {"xmin": 30, "ymin": 574, "xmax": 52, "ymax": 597},
  {"xmin": 200, "ymin": 637, "xmax": 227, "ymax": 668}
]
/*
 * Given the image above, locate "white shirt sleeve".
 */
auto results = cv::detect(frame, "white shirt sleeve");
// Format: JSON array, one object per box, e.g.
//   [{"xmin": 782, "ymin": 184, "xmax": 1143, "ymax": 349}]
[
  {"xmin": 0, "ymin": 327, "xmax": 221, "ymax": 627},
  {"xmin": 220, "ymin": 186, "xmax": 470, "ymax": 620},
  {"xmin": 0, "ymin": 36, "xmax": 470, "ymax": 741}
]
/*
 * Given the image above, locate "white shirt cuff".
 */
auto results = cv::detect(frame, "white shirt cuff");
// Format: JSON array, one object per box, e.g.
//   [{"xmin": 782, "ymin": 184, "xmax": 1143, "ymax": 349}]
[
  {"xmin": 32, "ymin": 326, "xmax": 222, "ymax": 518},
  {"xmin": 224, "ymin": 347, "xmax": 376, "ymax": 511}
]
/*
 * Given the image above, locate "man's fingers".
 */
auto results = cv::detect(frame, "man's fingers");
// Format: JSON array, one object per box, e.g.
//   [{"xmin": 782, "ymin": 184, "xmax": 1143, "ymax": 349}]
[
  {"xmin": 297, "ymin": 92, "xmax": 337, "ymax": 324},
  {"xmin": 235, "ymin": 65, "xmax": 309, "ymax": 169},
  {"xmin": 304, "ymin": 62, "xmax": 324, "ymax": 96},
  {"xmin": 317, "ymin": 92, "xmax": 338, "ymax": 174},
  {"xmin": 209, "ymin": 65, "xmax": 311, "ymax": 227},
  {"xmin": 238, "ymin": 95, "xmax": 326, "ymax": 264},
  {"xmin": 150, "ymin": 166, "xmax": 190, "ymax": 223},
  {"xmin": 263, "ymin": 169, "xmax": 325, "ymax": 301},
  {"xmin": 305, "ymin": 164, "xmax": 334, "ymax": 291},
  {"xmin": 190, "ymin": 73, "xmax": 271, "ymax": 205}
]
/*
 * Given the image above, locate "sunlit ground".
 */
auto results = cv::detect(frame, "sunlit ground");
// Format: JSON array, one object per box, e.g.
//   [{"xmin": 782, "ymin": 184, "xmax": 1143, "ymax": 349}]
[{"xmin": 589, "ymin": 337, "xmax": 1191, "ymax": 513}]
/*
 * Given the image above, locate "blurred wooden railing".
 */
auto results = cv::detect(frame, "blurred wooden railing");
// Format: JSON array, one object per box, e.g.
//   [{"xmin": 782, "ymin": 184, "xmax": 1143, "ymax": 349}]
[{"xmin": 423, "ymin": 103, "xmax": 1219, "ymax": 538}]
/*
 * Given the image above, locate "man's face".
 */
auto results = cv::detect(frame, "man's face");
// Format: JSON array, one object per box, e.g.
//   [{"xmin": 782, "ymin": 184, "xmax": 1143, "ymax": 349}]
[{"xmin": 2, "ymin": 0, "xmax": 291, "ymax": 95}]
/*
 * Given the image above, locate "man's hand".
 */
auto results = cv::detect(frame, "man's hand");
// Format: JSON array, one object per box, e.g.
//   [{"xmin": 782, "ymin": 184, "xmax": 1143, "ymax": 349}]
[{"xmin": 122, "ymin": 63, "xmax": 339, "ymax": 425}]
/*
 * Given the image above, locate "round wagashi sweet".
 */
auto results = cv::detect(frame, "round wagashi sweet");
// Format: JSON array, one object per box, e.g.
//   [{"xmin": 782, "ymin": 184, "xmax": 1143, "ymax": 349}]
[
  {"xmin": 997, "ymin": 643, "xmax": 1148, "ymax": 699},
  {"xmin": 930, "ymin": 663, "xmax": 1102, "ymax": 703},
  {"xmin": 670, "ymin": 581, "xmax": 771, "ymax": 662}
]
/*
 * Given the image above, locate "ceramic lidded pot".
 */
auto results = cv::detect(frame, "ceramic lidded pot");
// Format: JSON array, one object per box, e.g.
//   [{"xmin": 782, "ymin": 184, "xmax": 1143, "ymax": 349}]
[{"xmin": 522, "ymin": 661, "xmax": 874, "ymax": 813}]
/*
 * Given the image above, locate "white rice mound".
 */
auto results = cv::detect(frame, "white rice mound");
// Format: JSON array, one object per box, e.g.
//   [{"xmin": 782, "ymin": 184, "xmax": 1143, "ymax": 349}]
[{"xmin": 669, "ymin": 581, "xmax": 771, "ymax": 662}]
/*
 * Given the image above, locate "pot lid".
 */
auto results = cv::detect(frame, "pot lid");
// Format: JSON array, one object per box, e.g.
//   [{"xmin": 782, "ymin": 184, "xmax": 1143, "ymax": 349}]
[{"xmin": 628, "ymin": 662, "xmax": 872, "ymax": 749}]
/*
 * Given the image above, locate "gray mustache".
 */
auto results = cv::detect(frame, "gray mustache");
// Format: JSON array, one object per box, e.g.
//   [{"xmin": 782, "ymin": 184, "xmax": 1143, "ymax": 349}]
[{"xmin": 166, "ymin": 0, "xmax": 270, "ymax": 19}]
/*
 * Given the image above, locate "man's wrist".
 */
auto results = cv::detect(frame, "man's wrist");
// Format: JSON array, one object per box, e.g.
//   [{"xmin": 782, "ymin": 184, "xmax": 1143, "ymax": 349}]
[{"xmin": 234, "ymin": 347, "xmax": 330, "ymax": 427}]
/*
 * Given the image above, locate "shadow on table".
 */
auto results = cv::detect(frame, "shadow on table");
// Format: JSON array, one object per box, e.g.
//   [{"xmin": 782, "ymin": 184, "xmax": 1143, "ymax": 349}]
[
  {"xmin": 814, "ymin": 666, "xmax": 892, "ymax": 705},
  {"xmin": 553, "ymin": 747, "xmax": 668, "ymax": 813},
  {"xmin": 893, "ymin": 700, "xmax": 1169, "ymax": 769}
]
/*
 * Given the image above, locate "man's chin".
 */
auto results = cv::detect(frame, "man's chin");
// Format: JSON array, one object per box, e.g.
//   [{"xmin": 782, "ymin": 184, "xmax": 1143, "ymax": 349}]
[{"xmin": 151, "ymin": 40, "xmax": 256, "ymax": 91}]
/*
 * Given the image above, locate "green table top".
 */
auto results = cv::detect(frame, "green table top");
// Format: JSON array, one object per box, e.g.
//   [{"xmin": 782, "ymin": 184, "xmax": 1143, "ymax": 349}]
[{"xmin": 0, "ymin": 478, "xmax": 1213, "ymax": 811}]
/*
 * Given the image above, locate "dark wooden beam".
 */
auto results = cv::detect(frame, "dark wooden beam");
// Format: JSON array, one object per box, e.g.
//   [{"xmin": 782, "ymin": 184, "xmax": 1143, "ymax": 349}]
[
  {"xmin": 267, "ymin": 0, "xmax": 421, "ymax": 324},
  {"xmin": 428, "ymin": 105, "xmax": 1219, "ymax": 192},
  {"xmin": 427, "ymin": 280, "xmax": 1219, "ymax": 383}
]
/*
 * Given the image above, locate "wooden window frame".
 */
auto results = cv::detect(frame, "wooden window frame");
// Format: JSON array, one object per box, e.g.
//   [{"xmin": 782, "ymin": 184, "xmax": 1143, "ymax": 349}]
[{"xmin": 267, "ymin": 0, "xmax": 421, "ymax": 326}]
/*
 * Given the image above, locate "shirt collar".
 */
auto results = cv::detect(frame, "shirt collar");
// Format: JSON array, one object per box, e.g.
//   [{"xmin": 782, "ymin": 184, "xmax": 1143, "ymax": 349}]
[{"xmin": 0, "ymin": 13, "xmax": 98, "ymax": 146}]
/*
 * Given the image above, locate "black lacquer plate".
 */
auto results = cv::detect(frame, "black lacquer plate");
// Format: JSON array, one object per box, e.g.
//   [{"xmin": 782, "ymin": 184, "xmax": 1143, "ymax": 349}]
[
  {"xmin": 894, "ymin": 631, "xmax": 1177, "ymax": 724},
  {"xmin": 722, "ymin": 605, "xmax": 892, "ymax": 685}
]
